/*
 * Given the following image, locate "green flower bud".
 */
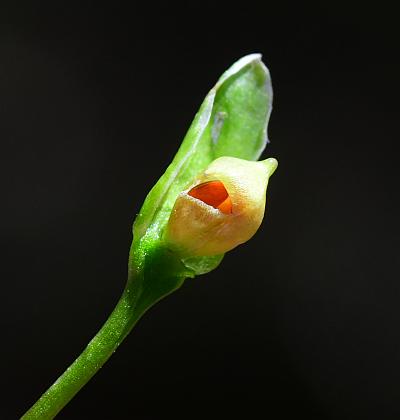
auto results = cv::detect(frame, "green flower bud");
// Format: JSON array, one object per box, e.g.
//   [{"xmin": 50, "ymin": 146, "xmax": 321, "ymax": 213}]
[{"xmin": 165, "ymin": 156, "xmax": 277, "ymax": 256}]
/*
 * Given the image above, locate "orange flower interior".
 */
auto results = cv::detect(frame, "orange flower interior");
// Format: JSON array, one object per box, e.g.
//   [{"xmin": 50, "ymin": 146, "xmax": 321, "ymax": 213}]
[{"xmin": 188, "ymin": 180, "xmax": 232, "ymax": 214}]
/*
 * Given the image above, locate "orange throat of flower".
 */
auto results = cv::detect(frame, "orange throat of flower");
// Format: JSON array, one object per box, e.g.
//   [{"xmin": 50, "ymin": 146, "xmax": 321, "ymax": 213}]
[{"xmin": 188, "ymin": 180, "xmax": 232, "ymax": 214}]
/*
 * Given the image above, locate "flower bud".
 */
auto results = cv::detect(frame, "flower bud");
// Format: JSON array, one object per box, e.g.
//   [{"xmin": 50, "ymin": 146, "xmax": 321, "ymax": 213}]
[{"xmin": 164, "ymin": 156, "xmax": 277, "ymax": 256}]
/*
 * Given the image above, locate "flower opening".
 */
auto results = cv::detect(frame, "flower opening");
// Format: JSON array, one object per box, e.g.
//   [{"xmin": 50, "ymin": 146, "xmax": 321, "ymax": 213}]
[{"xmin": 188, "ymin": 180, "xmax": 232, "ymax": 214}]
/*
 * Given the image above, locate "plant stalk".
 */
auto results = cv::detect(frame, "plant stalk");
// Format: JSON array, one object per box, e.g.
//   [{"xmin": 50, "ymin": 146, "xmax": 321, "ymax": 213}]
[{"xmin": 21, "ymin": 276, "xmax": 144, "ymax": 419}]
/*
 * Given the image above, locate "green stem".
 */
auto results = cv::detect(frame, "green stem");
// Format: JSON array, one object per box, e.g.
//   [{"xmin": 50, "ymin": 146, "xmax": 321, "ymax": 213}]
[
  {"xmin": 22, "ymin": 243, "xmax": 188, "ymax": 419},
  {"xmin": 21, "ymin": 277, "xmax": 144, "ymax": 420}
]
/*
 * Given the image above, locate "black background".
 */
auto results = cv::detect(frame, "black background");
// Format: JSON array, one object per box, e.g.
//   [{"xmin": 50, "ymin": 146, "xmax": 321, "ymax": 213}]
[{"xmin": 1, "ymin": 3, "xmax": 399, "ymax": 419}]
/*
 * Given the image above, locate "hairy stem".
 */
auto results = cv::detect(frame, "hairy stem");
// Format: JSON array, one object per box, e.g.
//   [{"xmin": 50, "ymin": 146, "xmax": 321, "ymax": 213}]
[
  {"xmin": 21, "ymin": 276, "xmax": 144, "ymax": 420},
  {"xmin": 21, "ymin": 241, "xmax": 187, "ymax": 419}
]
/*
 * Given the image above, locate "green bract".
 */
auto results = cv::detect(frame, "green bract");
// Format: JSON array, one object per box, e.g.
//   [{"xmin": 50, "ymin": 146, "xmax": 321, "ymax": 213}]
[
  {"xmin": 22, "ymin": 54, "xmax": 275, "ymax": 420},
  {"xmin": 130, "ymin": 53, "xmax": 273, "ymax": 301}
]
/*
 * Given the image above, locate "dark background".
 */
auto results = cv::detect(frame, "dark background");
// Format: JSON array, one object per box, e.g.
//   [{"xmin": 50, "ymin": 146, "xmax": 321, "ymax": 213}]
[{"xmin": 1, "ymin": 3, "xmax": 398, "ymax": 419}]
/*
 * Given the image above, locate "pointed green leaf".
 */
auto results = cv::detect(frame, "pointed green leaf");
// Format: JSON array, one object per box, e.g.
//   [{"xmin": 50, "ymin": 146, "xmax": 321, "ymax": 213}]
[{"xmin": 132, "ymin": 54, "xmax": 273, "ymax": 266}]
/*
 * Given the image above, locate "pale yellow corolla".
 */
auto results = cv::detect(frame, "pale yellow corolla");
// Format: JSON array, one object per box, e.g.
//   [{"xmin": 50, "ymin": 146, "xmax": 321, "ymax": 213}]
[{"xmin": 165, "ymin": 156, "xmax": 277, "ymax": 256}]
